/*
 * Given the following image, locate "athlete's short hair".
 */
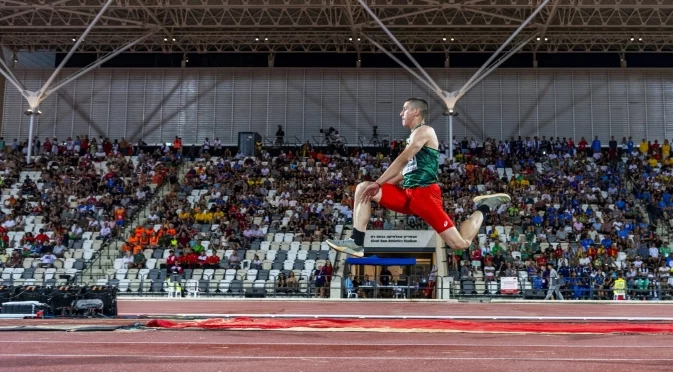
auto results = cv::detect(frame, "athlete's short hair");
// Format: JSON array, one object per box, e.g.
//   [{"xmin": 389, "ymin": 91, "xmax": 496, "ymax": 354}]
[{"xmin": 405, "ymin": 98, "xmax": 428, "ymax": 120}]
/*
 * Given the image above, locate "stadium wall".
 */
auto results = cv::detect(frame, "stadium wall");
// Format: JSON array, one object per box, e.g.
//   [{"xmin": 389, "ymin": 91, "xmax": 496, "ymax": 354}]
[{"xmin": 2, "ymin": 68, "xmax": 673, "ymax": 145}]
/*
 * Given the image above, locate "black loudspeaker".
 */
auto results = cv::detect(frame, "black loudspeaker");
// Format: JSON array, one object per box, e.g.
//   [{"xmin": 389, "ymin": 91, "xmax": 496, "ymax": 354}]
[
  {"xmin": 85, "ymin": 285, "xmax": 118, "ymax": 316},
  {"xmin": 244, "ymin": 288, "xmax": 266, "ymax": 298},
  {"xmin": 238, "ymin": 132, "xmax": 261, "ymax": 157}
]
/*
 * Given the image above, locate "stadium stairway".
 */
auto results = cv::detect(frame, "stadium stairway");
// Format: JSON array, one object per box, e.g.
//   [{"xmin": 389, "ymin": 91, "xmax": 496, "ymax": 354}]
[{"xmin": 80, "ymin": 161, "xmax": 189, "ymax": 286}]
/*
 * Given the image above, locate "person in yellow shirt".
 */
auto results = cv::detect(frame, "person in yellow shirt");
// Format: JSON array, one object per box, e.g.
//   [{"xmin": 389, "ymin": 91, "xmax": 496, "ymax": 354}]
[
  {"xmin": 639, "ymin": 139, "xmax": 648, "ymax": 154},
  {"xmin": 178, "ymin": 210, "xmax": 190, "ymax": 220},
  {"xmin": 663, "ymin": 139, "xmax": 670, "ymax": 160},
  {"xmin": 213, "ymin": 208, "xmax": 224, "ymax": 220},
  {"xmin": 648, "ymin": 157, "xmax": 658, "ymax": 167},
  {"xmin": 613, "ymin": 274, "xmax": 626, "ymax": 300},
  {"xmin": 195, "ymin": 210, "xmax": 210, "ymax": 223}
]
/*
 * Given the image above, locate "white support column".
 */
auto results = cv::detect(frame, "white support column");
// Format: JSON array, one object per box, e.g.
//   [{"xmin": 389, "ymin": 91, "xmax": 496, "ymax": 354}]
[
  {"xmin": 26, "ymin": 114, "xmax": 35, "ymax": 164},
  {"xmin": 449, "ymin": 115, "xmax": 453, "ymax": 159},
  {"xmin": 23, "ymin": 92, "xmax": 41, "ymax": 164}
]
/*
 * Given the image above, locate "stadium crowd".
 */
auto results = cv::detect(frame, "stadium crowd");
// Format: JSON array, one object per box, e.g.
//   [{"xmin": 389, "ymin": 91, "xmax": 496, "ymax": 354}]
[
  {"xmin": 2, "ymin": 131, "xmax": 673, "ymax": 300},
  {"xmin": 0, "ymin": 135, "xmax": 180, "ymax": 285}
]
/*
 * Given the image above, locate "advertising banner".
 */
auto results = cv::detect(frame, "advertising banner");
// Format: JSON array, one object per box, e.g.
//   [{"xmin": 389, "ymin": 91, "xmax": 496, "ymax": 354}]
[{"xmin": 364, "ymin": 230, "xmax": 436, "ymax": 248}]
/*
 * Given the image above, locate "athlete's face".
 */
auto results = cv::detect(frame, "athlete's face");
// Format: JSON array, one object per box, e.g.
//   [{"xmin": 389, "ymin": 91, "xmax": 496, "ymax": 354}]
[{"xmin": 400, "ymin": 102, "xmax": 419, "ymax": 129}]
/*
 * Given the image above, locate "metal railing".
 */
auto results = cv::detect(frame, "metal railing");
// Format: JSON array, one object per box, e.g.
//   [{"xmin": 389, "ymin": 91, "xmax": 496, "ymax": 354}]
[
  {"xmin": 341, "ymin": 275, "xmax": 436, "ymax": 299},
  {"xmin": 447, "ymin": 275, "xmax": 672, "ymax": 301},
  {"xmin": 110, "ymin": 274, "xmax": 342, "ymax": 298}
]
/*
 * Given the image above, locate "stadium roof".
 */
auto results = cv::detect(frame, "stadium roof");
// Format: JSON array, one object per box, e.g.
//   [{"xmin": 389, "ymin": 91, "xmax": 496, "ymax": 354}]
[{"xmin": 0, "ymin": 0, "xmax": 672, "ymax": 54}]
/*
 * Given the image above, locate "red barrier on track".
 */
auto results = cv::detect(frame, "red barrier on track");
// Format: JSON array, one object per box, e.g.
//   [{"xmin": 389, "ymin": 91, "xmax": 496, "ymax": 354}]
[{"xmin": 146, "ymin": 317, "xmax": 673, "ymax": 334}]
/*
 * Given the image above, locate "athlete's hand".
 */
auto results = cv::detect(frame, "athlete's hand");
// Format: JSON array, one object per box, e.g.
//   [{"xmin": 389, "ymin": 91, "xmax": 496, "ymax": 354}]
[{"xmin": 360, "ymin": 182, "xmax": 381, "ymax": 204}]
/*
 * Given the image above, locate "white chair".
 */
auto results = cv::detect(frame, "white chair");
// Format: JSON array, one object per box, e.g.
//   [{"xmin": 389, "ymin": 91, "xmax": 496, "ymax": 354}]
[
  {"xmin": 64, "ymin": 258, "xmax": 76, "ymax": 270},
  {"xmin": 203, "ymin": 269, "xmax": 215, "ymax": 280},
  {"xmin": 115, "ymin": 269, "xmax": 128, "ymax": 280},
  {"xmin": 118, "ymin": 279, "xmax": 130, "ymax": 292},
  {"xmin": 83, "ymin": 250, "xmax": 94, "ymax": 260},
  {"xmin": 113, "ymin": 259, "xmax": 124, "ymax": 270},
  {"xmin": 186, "ymin": 279, "xmax": 200, "ymax": 298},
  {"xmin": 2, "ymin": 267, "xmax": 14, "ymax": 280},
  {"xmin": 289, "ymin": 241, "xmax": 300, "ymax": 252},
  {"xmin": 166, "ymin": 280, "xmax": 181, "ymax": 298}
]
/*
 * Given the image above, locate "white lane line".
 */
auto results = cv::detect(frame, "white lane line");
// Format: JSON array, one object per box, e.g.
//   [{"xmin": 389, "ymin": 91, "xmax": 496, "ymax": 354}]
[
  {"xmin": 0, "ymin": 354, "xmax": 671, "ymax": 362},
  {"xmin": 0, "ymin": 340, "xmax": 671, "ymax": 348}
]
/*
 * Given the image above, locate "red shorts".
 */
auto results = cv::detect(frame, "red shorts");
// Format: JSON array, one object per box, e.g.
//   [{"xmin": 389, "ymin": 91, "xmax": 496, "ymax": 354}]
[{"xmin": 378, "ymin": 183, "xmax": 454, "ymax": 233}]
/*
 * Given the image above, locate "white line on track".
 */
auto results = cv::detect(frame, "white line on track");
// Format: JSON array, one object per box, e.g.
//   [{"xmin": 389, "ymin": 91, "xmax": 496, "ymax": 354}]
[
  {"xmin": 0, "ymin": 354, "xmax": 671, "ymax": 362},
  {"xmin": 0, "ymin": 340, "xmax": 671, "ymax": 348}
]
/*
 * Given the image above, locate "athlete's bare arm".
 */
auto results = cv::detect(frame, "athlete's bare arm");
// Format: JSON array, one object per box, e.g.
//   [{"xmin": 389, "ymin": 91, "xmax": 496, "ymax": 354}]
[
  {"xmin": 375, "ymin": 125, "xmax": 434, "ymax": 185},
  {"xmin": 387, "ymin": 172, "xmax": 404, "ymax": 185}
]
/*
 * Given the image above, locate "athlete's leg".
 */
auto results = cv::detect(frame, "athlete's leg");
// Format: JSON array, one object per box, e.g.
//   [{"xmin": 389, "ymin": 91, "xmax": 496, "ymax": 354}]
[
  {"xmin": 438, "ymin": 212, "xmax": 484, "ymax": 250},
  {"xmin": 410, "ymin": 186, "xmax": 510, "ymax": 250},
  {"xmin": 353, "ymin": 181, "xmax": 381, "ymax": 232},
  {"xmin": 327, "ymin": 181, "xmax": 411, "ymax": 257},
  {"xmin": 439, "ymin": 194, "xmax": 511, "ymax": 249}
]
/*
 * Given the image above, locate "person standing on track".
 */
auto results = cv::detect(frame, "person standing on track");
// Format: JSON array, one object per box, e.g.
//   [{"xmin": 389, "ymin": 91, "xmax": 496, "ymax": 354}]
[{"xmin": 327, "ymin": 98, "xmax": 511, "ymax": 257}]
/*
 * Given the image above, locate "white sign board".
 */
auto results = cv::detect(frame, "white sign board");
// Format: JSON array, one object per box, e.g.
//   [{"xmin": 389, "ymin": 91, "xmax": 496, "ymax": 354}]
[
  {"xmin": 364, "ymin": 230, "xmax": 436, "ymax": 248},
  {"xmin": 500, "ymin": 277, "xmax": 519, "ymax": 294}
]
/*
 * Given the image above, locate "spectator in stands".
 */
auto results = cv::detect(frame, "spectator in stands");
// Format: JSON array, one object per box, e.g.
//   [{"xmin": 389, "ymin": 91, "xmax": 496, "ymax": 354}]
[
  {"xmin": 276, "ymin": 273, "xmax": 288, "ymax": 293},
  {"xmin": 38, "ymin": 252, "xmax": 57, "ymax": 268},
  {"xmin": 228, "ymin": 251, "xmax": 241, "ymax": 269},
  {"xmin": 52, "ymin": 240, "xmax": 67, "ymax": 258},
  {"xmin": 287, "ymin": 271, "xmax": 298, "ymax": 292},
  {"xmin": 250, "ymin": 255, "xmax": 262, "ymax": 270},
  {"xmin": 7, "ymin": 250, "xmax": 22, "ymax": 268},
  {"xmin": 121, "ymin": 250, "xmax": 134, "ymax": 269},
  {"xmin": 129, "ymin": 248, "xmax": 145, "ymax": 268}
]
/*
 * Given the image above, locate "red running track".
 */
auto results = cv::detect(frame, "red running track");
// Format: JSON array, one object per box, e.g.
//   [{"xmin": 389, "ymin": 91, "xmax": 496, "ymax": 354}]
[
  {"xmin": 118, "ymin": 299, "xmax": 673, "ymax": 319},
  {"xmin": 1, "ymin": 330, "xmax": 671, "ymax": 372}
]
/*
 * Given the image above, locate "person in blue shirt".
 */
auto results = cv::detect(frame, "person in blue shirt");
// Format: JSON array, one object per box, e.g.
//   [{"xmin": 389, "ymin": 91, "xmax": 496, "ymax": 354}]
[
  {"xmin": 532, "ymin": 271, "xmax": 545, "ymax": 290},
  {"xmin": 601, "ymin": 237, "xmax": 612, "ymax": 249},
  {"xmin": 580, "ymin": 236, "xmax": 594, "ymax": 252},
  {"xmin": 591, "ymin": 269, "xmax": 603, "ymax": 294},
  {"xmin": 532, "ymin": 215, "xmax": 543, "ymax": 226},
  {"xmin": 592, "ymin": 136, "xmax": 601, "ymax": 154},
  {"xmin": 617, "ymin": 229, "xmax": 629, "ymax": 239},
  {"xmin": 627, "ymin": 137, "xmax": 634, "ymax": 153}
]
